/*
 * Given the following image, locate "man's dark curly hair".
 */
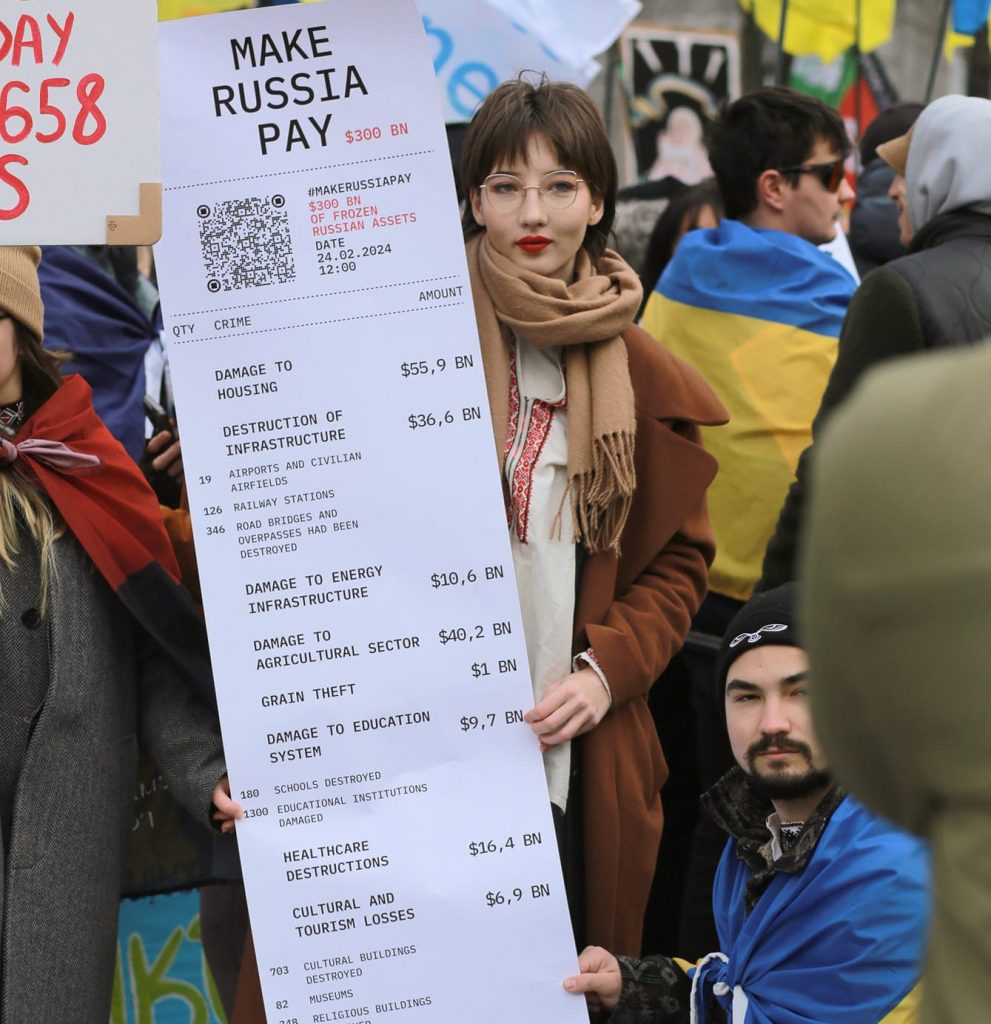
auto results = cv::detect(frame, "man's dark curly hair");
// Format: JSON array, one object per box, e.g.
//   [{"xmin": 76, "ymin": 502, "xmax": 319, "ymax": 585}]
[{"xmin": 709, "ymin": 87, "xmax": 850, "ymax": 220}]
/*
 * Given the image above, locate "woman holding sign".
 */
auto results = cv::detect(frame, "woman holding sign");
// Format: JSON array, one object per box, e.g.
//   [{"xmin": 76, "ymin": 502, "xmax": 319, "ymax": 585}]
[
  {"xmin": 0, "ymin": 246, "xmax": 239, "ymax": 1023},
  {"xmin": 462, "ymin": 78, "xmax": 727, "ymax": 955}
]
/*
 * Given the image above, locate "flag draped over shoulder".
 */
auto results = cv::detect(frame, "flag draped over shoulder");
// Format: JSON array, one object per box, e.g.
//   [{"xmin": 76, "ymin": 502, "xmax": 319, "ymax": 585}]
[
  {"xmin": 640, "ymin": 220, "xmax": 855, "ymax": 601},
  {"xmin": 692, "ymin": 798, "xmax": 928, "ymax": 1023},
  {"xmin": 39, "ymin": 246, "xmax": 161, "ymax": 462},
  {"xmin": 740, "ymin": 0, "xmax": 897, "ymax": 64}
]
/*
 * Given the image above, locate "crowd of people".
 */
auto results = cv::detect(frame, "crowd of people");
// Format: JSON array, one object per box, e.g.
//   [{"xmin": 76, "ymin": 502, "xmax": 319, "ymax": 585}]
[{"xmin": 0, "ymin": 67, "xmax": 988, "ymax": 1024}]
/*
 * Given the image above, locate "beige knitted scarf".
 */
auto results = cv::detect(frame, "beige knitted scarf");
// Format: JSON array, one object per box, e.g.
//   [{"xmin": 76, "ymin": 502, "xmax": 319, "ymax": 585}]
[{"xmin": 466, "ymin": 233, "xmax": 643, "ymax": 555}]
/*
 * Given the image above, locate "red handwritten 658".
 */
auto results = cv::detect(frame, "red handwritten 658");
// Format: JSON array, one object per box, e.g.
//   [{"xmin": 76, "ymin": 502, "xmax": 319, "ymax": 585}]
[{"xmin": 0, "ymin": 73, "xmax": 106, "ymax": 146}]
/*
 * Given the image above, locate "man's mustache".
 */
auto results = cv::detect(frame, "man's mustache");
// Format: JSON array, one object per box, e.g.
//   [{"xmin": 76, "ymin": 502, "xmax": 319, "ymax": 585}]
[{"xmin": 747, "ymin": 734, "xmax": 812, "ymax": 762}]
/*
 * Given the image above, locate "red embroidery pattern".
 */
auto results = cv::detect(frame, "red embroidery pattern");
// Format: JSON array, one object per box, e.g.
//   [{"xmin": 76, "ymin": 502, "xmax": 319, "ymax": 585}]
[{"xmin": 505, "ymin": 347, "xmax": 565, "ymax": 545}]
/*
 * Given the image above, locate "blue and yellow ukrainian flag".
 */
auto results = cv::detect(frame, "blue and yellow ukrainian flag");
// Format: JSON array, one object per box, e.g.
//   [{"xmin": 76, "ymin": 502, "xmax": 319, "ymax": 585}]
[{"xmin": 641, "ymin": 220, "xmax": 856, "ymax": 600}]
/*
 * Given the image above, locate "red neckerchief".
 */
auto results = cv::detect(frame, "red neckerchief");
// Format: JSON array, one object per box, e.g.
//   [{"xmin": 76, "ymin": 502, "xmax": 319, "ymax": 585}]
[
  {"xmin": 7, "ymin": 374, "xmax": 179, "ymax": 589},
  {"xmin": 3, "ymin": 376, "xmax": 215, "ymax": 706}
]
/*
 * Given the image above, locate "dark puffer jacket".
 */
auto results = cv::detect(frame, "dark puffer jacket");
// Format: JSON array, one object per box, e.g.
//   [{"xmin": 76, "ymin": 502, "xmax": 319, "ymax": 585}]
[{"xmin": 759, "ymin": 208, "xmax": 991, "ymax": 589}]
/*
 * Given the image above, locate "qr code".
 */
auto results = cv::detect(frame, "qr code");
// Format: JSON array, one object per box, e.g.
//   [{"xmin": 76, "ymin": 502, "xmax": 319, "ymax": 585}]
[{"xmin": 197, "ymin": 195, "xmax": 295, "ymax": 293}]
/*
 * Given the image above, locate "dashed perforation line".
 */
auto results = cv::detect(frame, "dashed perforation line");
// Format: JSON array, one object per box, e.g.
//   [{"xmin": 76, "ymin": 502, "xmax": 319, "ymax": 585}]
[
  {"xmin": 164, "ymin": 151, "xmax": 435, "ymax": 191},
  {"xmin": 172, "ymin": 276, "xmax": 460, "ymax": 317},
  {"xmin": 174, "ymin": 301, "xmax": 466, "ymax": 345}
]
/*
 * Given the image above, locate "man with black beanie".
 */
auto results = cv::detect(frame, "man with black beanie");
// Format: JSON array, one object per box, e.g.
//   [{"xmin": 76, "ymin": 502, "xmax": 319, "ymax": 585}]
[{"xmin": 564, "ymin": 585, "xmax": 929, "ymax": 1024}]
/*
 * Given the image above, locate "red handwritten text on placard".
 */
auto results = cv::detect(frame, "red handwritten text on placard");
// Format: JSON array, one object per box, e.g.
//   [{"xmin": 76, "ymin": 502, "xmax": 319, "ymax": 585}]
[
  {"xmin": 0, "ymin": 12, "xmax": 74, "ymax": 66},
  {"xmin": 0, "ymin": 10, "xmax": 108, "ymax": 221}
]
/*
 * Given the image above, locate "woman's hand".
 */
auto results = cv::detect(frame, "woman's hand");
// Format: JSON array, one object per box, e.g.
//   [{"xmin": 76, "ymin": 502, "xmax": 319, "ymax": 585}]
[
  {"xmin": 524, "ymin": 667, "xmax": 610, "ymax": 751},
  {"xmin": 564, "ymin": 945, "xmax": 623, "ymax": 1014},
  {"xmin": 211, "ymin": 777, "xmax": 243, "ymax": 834},
  {"xmin": 147, "ymin": 429, "xmax": 183, "ymax": 480}
]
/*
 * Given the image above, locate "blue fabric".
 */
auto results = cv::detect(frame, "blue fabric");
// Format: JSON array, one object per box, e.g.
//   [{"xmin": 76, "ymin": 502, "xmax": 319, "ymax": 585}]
[
  {"xmin": 691, "ymin": 797, "xmax": 929, "ymax": 1023},
  {"xmin": 39, "ymin": 247, "xmax": 160, "ymax": 461},
  {"xmin": 656, "ymin": 219, "xmax": 856, "ymax": 338},
  {"xmin": 954, "ymin": 0, "xmax": 991, "ymax": 34}
]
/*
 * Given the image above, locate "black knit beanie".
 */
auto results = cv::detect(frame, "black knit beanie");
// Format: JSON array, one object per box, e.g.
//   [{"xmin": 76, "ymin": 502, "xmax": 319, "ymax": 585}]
[
  {"xmin": 715, "ymin": 582, "xmax": 800, "ymax": 703},
  {"xmin": 859, "ymin": 102, "xmax": 924, "ymax": 167}
]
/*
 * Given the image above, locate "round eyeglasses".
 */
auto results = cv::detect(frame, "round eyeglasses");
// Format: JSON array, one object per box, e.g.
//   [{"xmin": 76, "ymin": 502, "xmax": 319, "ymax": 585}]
[{"xmin": 479, "ymin": 170, "xmax": 586, "ymax": 212}]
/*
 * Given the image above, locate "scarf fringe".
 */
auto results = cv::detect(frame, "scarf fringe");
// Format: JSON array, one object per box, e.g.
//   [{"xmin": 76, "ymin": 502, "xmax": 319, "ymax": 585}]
[{"xmin": 564, "ymin": 430, "xmax": 636, "ymax": 555}]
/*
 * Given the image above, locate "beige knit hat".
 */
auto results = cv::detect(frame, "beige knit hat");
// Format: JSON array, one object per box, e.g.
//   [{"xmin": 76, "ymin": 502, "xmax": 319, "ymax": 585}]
[
  {"xmin": 876, "ymin": 124, "xmax": 915, "ymax": 177},
  {"xmin": 0, "ymin": 246, "xmax": 44, "ymax": 341}
]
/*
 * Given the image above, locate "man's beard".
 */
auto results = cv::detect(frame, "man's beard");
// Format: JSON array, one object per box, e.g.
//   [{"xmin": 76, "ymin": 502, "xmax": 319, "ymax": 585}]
[{"xmin": 745, "ymin": 734, "xmax": 831, "ymax": 800}]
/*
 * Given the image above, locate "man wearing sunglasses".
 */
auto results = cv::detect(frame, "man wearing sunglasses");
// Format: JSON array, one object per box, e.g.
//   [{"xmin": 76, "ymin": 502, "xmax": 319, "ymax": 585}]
[
  {"xmin": 760, "ymin": 93, "xmax": 991, "ymax": 594},
  {"xmin": 639, "ymin": 86, "xmax": 858, "ymax": 955}
]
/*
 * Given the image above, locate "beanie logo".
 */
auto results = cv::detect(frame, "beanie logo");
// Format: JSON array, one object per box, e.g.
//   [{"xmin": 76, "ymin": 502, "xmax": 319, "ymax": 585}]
[{"xmin": 729, "ymin": 623, "xmax": 788, "ymax": 648}]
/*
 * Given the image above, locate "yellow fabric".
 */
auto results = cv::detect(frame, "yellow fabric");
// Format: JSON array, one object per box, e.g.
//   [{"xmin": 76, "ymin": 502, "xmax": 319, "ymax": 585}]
[
  {"xmin": 740, "ymin": 0, "xmax": 896, "ymax": 64},
  {"xmin": 945, "ymin": 19, "xmax": 991, "ymax": 58},
  {"xmin": 158, "ymin": 0, "xmax": 254, "ymax": 21},
  {"xmin": 641, "ymin": 293, "xmax": 836, "ymax": 601},
  {"xmin": 879, "ymin": 984, "xmax": 921, "ymax": 1023},
  {"xmin": 668, "ymin": 970, "xmax": 919, "ymax": 1018}
]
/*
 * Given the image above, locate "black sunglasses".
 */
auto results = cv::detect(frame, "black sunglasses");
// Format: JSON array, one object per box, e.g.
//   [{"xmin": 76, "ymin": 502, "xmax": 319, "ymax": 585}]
[{"xmin": 777, "ymin": 158, "xmax": 846, "ymax": 193}]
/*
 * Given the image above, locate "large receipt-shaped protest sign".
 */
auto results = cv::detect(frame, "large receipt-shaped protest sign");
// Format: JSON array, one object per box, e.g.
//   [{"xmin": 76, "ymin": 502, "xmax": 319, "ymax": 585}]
[
  {"xmin": 0, "ymin": 0, "xmax": 160, "ymax": 243},
  {"xmin": 155, "ymin": 3, "xmax": 587, "ymax": 1021}
]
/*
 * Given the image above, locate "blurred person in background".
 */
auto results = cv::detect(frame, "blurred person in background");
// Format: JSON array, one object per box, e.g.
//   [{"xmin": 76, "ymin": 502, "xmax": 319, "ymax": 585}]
[
  {"xmin": 639, "ymin": 87, "xmax": 857, "ymax": 956},
  {"xmin": 760, "ymin": 94, "xmax": 991, "ymax": 590},
  {"xmin": 637, "ymin": 179, "xmax": 722, "ymax": 320},
  {"xmin": 848, "ymin": 102, "xmax": 923, "ymax": 276},
  {"xmin": 803, "ymin": 340, "xmax": 991, "ymax": 1024},
  {"xmin": 0, "ymin": 245, "xmax": 238, "ymax": 1023}
]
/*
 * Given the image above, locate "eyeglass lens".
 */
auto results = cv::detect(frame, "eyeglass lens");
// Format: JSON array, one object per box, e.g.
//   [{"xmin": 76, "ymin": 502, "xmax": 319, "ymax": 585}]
[{"xmin": 483, "ymin": 171, "xmax": 581, "ymax": 210}]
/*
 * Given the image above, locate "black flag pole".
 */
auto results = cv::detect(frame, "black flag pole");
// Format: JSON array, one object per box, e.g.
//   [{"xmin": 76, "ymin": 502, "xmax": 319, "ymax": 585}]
[
  {"xmin": 854, "ymin": 0, "xmax": 863, "ymax": 171},
  {"xmin": 775, "ymin": 0, "xmax": 791, "ymax": 85},
  {"xmin": 926, "ymin": 0, "xmax": 954, "ymax": 102}
]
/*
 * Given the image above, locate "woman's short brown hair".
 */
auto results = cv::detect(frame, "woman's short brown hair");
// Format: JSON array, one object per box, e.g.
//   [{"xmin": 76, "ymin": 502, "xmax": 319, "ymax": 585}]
[{"xmin": 460, "ymin": 76, "xmax": 617, "ymax": 264}]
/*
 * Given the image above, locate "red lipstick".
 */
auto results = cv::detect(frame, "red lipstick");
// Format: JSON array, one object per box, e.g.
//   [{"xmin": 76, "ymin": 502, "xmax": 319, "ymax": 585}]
[{"xmin": 517, "ymin": 235, "xmax": 550, "ymax": 254}]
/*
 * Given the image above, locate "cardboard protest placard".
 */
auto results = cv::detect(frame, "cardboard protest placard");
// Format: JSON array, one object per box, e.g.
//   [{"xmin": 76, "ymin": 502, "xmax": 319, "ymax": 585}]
[{"xmin": 0, "ymin": 0, "xmax": 160, "ymax": 243}]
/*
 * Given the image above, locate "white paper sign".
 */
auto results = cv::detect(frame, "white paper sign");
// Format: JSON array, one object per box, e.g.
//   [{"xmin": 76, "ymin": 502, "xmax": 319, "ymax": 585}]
[
  {"xmin": 154, "ymin": 3, "xmax": 585, "ymax": 1022},
  {"xmin": 0, "ymin": 0, "xmax": 160, "ymax": 243}
]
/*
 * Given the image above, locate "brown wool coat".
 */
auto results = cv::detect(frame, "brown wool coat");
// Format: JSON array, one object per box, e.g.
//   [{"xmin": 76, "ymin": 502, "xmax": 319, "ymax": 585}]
[{"xmin": 576, "ymin": 325, "xmax": 726, "ymax": 956}]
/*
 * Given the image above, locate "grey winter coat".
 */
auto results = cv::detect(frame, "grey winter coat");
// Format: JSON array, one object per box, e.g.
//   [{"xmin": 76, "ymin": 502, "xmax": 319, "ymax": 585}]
[{"xmin": 0, "ymin": 528, "xmax": 225, "ymax": 1024}]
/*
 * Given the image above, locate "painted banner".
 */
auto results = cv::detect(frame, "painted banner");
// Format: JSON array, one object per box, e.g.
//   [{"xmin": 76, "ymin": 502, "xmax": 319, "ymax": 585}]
[
  {"xmin": 0, "ymin": 0, "xmax": 160, "ymax": 242},
  {"xmin": 113, "ymin": 892, "xmax": 227, "ymax": 1024},
  {"xmin": 621, "ymin": 24, "xmax": 741, "ymax": 183},
  {"xmin": 154, "ymin": 2, "xmax": 584, "ymax": 1022}
]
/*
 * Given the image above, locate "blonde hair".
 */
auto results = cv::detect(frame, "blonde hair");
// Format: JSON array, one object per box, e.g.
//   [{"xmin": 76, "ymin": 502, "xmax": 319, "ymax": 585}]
[
  {"xmin": 0, "ymin": 318, "xmax": 65, "ymax": 614},
  {"xmin": 0, "ymin": 470, "xmax": 61, "ymax": 615}
]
